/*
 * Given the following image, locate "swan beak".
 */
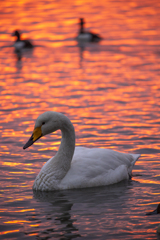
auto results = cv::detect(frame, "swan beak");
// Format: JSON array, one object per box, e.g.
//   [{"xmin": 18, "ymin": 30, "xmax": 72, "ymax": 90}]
[{"xmin": 23, "ymin": 127, "xmax": 42, "ymax": 149}]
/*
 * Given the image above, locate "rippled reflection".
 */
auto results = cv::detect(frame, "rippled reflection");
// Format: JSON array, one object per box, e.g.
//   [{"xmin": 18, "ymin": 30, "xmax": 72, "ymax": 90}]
[{"xmin": 0, "ymin": 0, "xmax": 160, "ymax": 239}]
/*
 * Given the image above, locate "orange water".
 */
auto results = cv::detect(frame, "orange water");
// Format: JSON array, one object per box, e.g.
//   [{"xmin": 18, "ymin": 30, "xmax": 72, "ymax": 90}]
[{"xmin": 0, "ymin": 0, "xmax": 160, "ymax": 239}]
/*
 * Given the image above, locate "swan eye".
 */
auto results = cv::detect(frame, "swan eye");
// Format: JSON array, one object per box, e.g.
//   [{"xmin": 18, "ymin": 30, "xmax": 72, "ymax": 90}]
[{"xmin": 42, "ymin": 122, "xmax": 45, "ymax": 125}]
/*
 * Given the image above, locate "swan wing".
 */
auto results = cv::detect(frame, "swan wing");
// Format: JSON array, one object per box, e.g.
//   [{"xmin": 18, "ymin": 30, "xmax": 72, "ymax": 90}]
[{"xmin": 59, "ymin": 147, "xmax": 140, "ymax": 190}]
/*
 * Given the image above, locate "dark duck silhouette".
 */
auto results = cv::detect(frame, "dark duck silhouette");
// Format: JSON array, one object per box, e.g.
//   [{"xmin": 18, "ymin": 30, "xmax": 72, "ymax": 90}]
[
  {"xmin": 146, "ymin": 203, "xmax": 160, "ymax": 215},
  {"xmin": 12, "ymin": 30, "xmax": 33, "ymax": 51},
  {"xmin": 76, "ymin": 18, "xmax": 102, "ymax": 42},
  {"xmin": 146, "ymin": 203, "xmax": 160, "ymax": 234}
]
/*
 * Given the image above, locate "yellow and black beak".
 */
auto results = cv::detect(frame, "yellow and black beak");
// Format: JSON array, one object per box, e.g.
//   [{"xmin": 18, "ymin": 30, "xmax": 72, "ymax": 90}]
[{"xmin": 23, "ymin": 127, "xmax": 42, "ymax": 149}]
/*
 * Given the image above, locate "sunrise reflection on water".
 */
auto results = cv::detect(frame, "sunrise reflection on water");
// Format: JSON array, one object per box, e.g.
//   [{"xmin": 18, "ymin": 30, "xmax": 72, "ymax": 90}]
[{"xmin": 0, "ymin": 0, "xmax": 160, "ymax": 239}]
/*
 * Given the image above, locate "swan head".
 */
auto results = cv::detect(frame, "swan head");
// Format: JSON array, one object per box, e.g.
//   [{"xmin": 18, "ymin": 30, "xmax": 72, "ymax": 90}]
[{"xmin": 23, "ymin": 111, "xmax": 66, "ymax": 149}]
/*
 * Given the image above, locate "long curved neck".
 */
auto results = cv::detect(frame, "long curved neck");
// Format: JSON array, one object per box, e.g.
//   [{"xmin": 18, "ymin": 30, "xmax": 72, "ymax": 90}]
[
  {"xmin": 50, "ymin": 115, "xmax": 75, "ymax": 180},
  {"xmin": 57, "ymin": 119, "xmax": 75, "ymax": 168},
  {"xmin": 33, "ymin": 113, "xmax": 75, "ymax": 190}
]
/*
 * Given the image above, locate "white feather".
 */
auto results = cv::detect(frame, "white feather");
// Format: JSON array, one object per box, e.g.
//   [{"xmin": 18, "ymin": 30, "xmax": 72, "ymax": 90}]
[{"xmin": 24, "ymin": 111, "xmax": 140, "ymax": 191}]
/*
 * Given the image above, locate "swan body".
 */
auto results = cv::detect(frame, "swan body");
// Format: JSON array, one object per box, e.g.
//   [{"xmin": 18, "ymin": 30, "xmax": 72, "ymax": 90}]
[
  {"xmin": 12, "ymin": 30, "xmax": 33, "ymax": 51},
  {"xmin": 23, "ymin": 111, "xmax": 140, "ymax": 191},
  {"xmin": 76, "ymin": 18, "xmax": 102, "ymax": 42}
]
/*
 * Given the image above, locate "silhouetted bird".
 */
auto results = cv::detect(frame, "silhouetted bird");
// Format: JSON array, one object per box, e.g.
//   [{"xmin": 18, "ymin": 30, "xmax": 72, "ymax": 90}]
[
  {"xmin": 76, "ymin": 18, "xmax": 102, "ymax": 42},
  {"xmin": 12, "ymin": 30, "xmax": 33, "ymax": 51},
  {"xmin": 146, "ymin": 203, "xmax": 160, "ymax": 215}
]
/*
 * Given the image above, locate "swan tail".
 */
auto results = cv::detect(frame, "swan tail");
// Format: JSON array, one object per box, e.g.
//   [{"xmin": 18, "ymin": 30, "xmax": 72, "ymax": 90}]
[
  {"xmin": 128, "ymin": 153, "xmax": 140, "ymax": 178},
  {"xmin": 130, "ymin": 153, "xmax": 141, "ymax": 165}
]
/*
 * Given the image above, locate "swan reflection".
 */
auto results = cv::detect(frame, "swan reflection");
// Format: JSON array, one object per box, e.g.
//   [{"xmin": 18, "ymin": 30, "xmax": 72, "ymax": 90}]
[
  {"xmin": 31, "ymin": 182, "xmax": 130, "ymax": 239},
  {"xmin": 33, "ymin": 190, "xmax": 81, "ymax": 239}
]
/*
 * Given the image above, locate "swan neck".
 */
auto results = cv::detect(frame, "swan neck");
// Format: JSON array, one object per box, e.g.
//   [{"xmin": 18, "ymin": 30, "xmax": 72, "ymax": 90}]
[
  {"xmin": 60, "ymin": 125, "xmax": 75, "ymax": 159},
  {"xmin": 54, "ymin": 116, "xmax": 75, "ymax": 175},
  {"xmin": 33, "ymin": 112, "xmax": 76, "ymax": 190}
]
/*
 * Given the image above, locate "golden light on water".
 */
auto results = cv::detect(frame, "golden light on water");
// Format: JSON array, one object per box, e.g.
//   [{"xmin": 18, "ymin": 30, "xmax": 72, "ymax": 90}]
[
  {"xmin": 0, "ymin": 230, "xmax": 20, "ymax": 236},
  {"xmin": 0, "ymin": 0, "xmax": 160, "ymax": 239}
]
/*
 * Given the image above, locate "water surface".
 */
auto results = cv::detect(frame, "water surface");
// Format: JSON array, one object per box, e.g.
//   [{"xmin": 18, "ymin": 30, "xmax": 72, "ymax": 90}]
[{"xmin": 0, "ymin": 0, "xmax": 160, "ymax": 239}]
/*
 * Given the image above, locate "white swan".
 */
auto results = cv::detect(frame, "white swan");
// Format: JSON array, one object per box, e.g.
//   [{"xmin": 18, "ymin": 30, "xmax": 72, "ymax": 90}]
[{"xmin": 23, "ymin": 111, "xmax": 140, "ymax": 191}]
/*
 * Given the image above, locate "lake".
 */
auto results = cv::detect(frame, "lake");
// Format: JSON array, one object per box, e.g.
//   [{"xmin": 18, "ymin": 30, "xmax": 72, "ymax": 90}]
[{"xmin": 0, "ymin": 0, "xmax": 160, "ymax": 239}]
